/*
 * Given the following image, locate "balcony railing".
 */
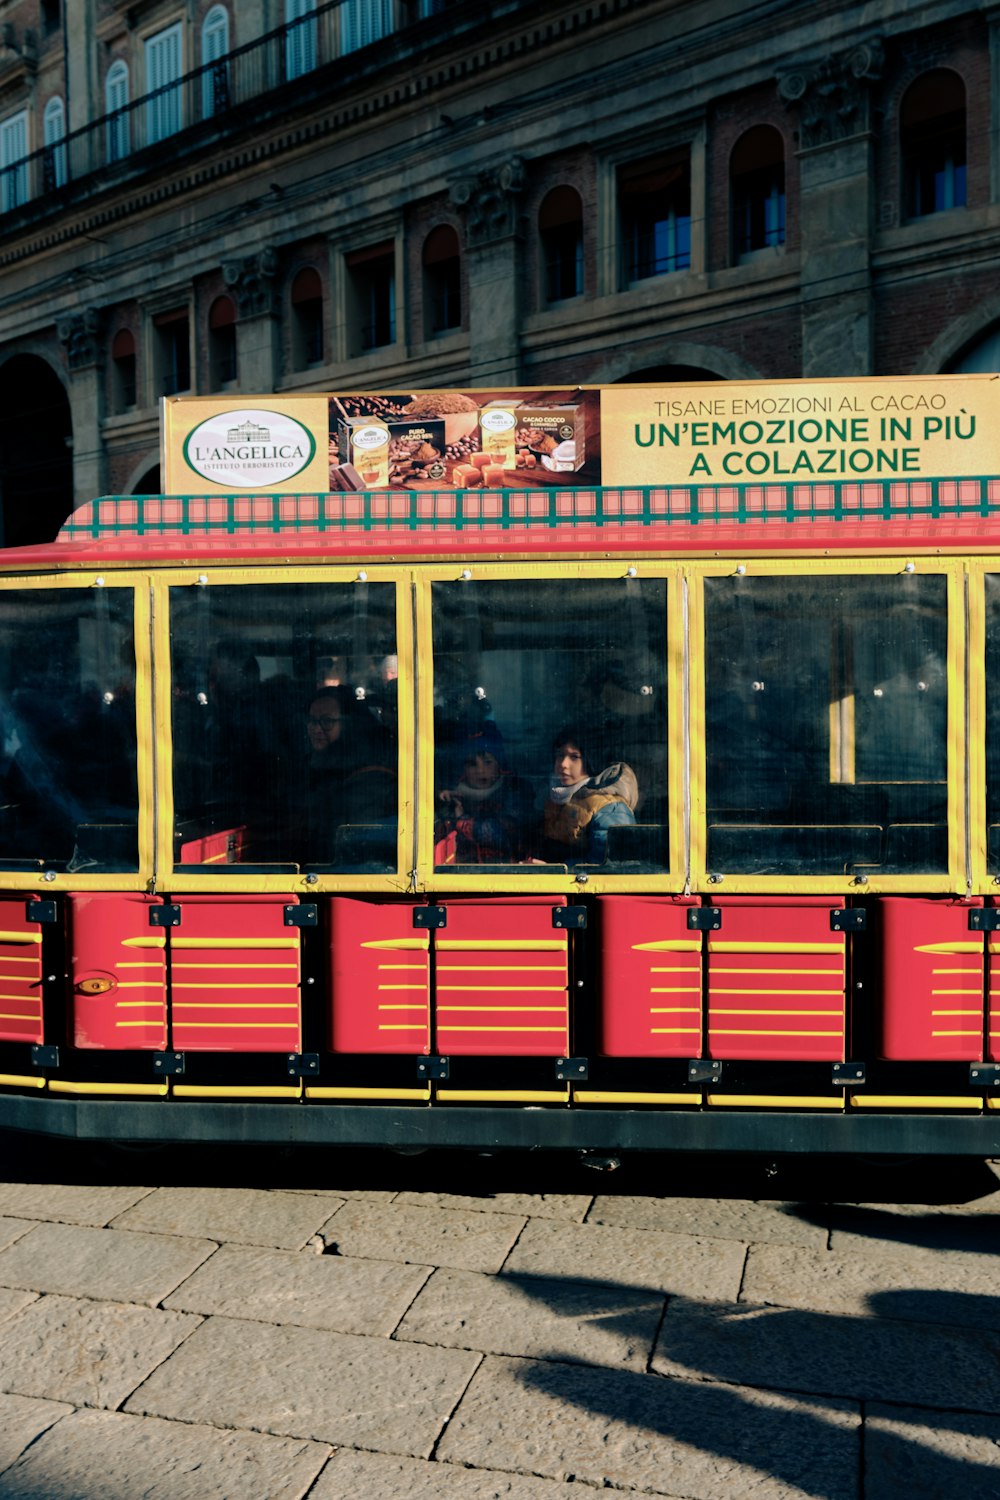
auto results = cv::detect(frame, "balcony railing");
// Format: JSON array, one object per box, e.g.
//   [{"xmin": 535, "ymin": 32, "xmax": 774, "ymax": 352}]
[{"xmin": 0, "ymin": 1, "xmax": 441, "ymax": 219}]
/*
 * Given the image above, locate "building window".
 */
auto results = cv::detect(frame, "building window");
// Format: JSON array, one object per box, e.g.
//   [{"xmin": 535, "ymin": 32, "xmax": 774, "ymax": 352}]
[
  {"xmin": 291, "ymin": 267, "xmax": 324, "ymax": 368},
  {"xmin": 154, "ymin": 309, "xmax": 191, "ymax": 396},
  {"xmin": 0, "ymin": 111, "xmax": 29, "ymax": 214},
  {"xmin": 41, "ymin": 0, "xmax": 61, "ymax": 36},
  {"xmin": 902, "ymin": 70, "xmax": 967, "ymax": 219},
  {"xmin": 111, "ymin": 329, "xmax": 137, "ymax": 411},
  {"xmin": 43, "ymin": 97, "xmax": 67, "ymax": 191},
  {"xmin": 422, "ymin": 225, "xmax": 461, "ymax": 335},
  {"xmin": 201, "ymin": 6, "xmax": 230, "ymax": 119},
  {"xmin": 539, "ymin": 186, "xmax": 584, "ymax": 302},
  {"xmin": 731, "ymin": 125, "xmax": 786, "ymax": 261},
  {"xmin": 346, "ymin": 242, "xmax": 396, "ymax": 352},
  {"xmin": 341, "ymin": 0, "xmax": 393, "ymax": 54},
  {"xmin": 208, "ymin": 296, "xmax": 237, "ymax": 388},
  {"xmin": 146, "ymin": 23, "xmax": 183, "ymax": 145},
  {"xmin": 618, "ymin": 150, "xmax": 691, "ymax": 284},
  {"xmin": 285, "ymin": 0, "xmax": 317, "ymax": 80},
  {"xmin": 105, "ymin": 60, "xmax": 130, "ymax": 163}
]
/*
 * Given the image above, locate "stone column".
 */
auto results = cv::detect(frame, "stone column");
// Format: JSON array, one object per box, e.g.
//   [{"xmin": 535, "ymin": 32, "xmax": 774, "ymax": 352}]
[
  {"xmin": 57, "ymin": 308, "xmax": 105, "ymax": 506},
  {"xmin": 780, "ymin": 40, "xmax": 883, "ymax": 378},
  {"xmin": 222, "ymin": 249, "xmax": 280, "ymax": 391},
  {"xmin": 450, "ymin": 158, "xmax": 525, "ymax": 385}
]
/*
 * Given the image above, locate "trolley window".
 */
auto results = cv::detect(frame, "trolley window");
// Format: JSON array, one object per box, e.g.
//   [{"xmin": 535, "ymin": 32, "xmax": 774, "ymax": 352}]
[
  {"xmin": 983, "ymin": 574, "xmax": 1000, "ymax": 875},
  {"xmin": 0, "ymin": 586, "xmax": 139, "ymax": 873},
  {"xmin": 168, "ymin": 581, "xmax": 398, "ymax": 873},
  {"xmin": 703, "ymin": 572, "xmax": 948, "ymax": 876},
  {"xmin": 430, "ymin": 577, "xmax": 669, "ymax": 873}
]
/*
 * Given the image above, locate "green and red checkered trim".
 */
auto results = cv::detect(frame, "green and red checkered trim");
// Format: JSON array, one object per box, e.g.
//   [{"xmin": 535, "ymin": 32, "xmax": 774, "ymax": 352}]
[{"xmin": 57, "ymin": 479, "xmax": 1000, "ymax": 543}]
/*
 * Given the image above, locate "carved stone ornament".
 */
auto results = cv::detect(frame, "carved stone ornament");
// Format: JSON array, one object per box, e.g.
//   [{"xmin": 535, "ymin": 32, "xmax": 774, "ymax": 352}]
[
  {"xmin": 779, "ymin": 39, "xmax": 884, "ymax": 148},
  {"xmin": 57, "ymin": 309, "xmax": 102, "ymax": 371},
  {"xmin": 221, "ymin": 249, "xmax": 279, "ymax": 318},
  {"xmin": 449, "ymin": 158, "xmax": 525, "ymax": 246}
]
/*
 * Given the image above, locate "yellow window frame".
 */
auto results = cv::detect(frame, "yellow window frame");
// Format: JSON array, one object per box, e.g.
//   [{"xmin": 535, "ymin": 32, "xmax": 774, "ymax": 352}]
[
  {"xmin": 0, "ymin": 570, "xmax": 153, "ymax": 892},
  {"xmin": 414, "ymin": 560, "xmax": 685, "ymax": 895},
  {"xmin": 967, "ymin": 562, "xmax": 998, "ymax": 896},
  {"xmin": 152, "ymin": 565, "xmax": 414, "ymax": 894},
  {"xmin": 687, "ymin": 557, "xmax": 966, "ymax": 896}
]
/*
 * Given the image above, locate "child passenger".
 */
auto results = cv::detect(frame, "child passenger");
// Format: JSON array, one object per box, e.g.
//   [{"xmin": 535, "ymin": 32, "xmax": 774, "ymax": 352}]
[
  {"xmin": 538, "ymin": 728, "xmax": 638, "ymax": 863},
  {"xmin": 435, "ymin": 725, "xmax": 534, "ymax": 864}
]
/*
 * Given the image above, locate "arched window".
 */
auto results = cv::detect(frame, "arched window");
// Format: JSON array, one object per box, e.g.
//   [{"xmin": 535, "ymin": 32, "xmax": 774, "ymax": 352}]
[
  {"xmin": 105, "ymin": 59, "xmax": 130, "ymax": 163},
  {"xmin": 731, "ymin": 125, "xmax": 785, "ymax": 261},
  {"xmin": 902, "ymin": 70, "xmax": 967, "ymax": 218},
  {"xmin": 43, "ymin": 97, "xmax": 66, "ymax": 190},
  {"xmin": 539, "ymin": 186, "xmax": 583, "ymax": 302},
  {"xmin": 208, "ymin": 296, "xmax": 237, "ymax": 388},
  {"xmin": 285, "ymin": 0, "xmax": 317, "ymax": 80},
  {"xmin": 201, "ymin": 6, "xmax": 230, "ymax": 118},
  {"xmin": 618, "ymin": 150, "xmax": 691, "ymax": 284},
  {"xmin": 111, "ymin": 329, "xmax": 137, "ymax": 412},
  {"xmin": 290, "ymin": 267, "xmax": 324, "ymax": 368},
  {"xmin": 422, "ymin": 225, "xmax": 461, "ymax": 335}
]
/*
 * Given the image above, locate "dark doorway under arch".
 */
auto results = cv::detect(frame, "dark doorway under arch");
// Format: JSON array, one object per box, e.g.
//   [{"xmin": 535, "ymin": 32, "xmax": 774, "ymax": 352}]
[
  {"xmin": 615, "ymin": 365, "xmax": 724, "ymax": 383},
  {"xmin": 0, "ymin": 355, "xmax": 73, "ymax": 547},
  {"xmin": 132, "ymin": 466, "xmax": 161, "ymax": 495}
]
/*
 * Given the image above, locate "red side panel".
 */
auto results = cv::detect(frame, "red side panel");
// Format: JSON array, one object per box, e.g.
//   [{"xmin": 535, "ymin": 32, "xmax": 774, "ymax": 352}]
[
  {"xmin": 597, "ymin": 896, "xmax": 701, "ymax": 1057},
  {"xmin": 435, "ymin": 899, "xmax": 569, "ymax": 1057},
  {"xmin": 881, "ymin": 897, "xmax": 985, "ymax": 1061},
  {"xmin": 0, "ymin": 900, "xmax": 44, "ymax": 1044},
  {"xmin": 707, "ymin": 899, "xmax": 846, "ymax": 1062},
  {"xmin": 990, "ymin": 900, "xmax": 1000, "ymax": 1064},
  {"xmin": 330, "ymin": 898, "xmax": 429, "ymax": 1054},
  {"xmin": 69, "ymin": 893, "xmax": 167, "ymax": 1050},
  {"xmin": 171, "ymin": 896, "xmax": 301, "ymax": 1053}
]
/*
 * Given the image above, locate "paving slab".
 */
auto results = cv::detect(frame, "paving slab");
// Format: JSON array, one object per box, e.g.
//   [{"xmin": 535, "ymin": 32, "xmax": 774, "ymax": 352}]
[
  {"xmin": 501, "ymin": 1218, "xmax": 746, "ymax": 1299},
  {"xmin": 743, "ymin": 1240, "xmax": 1000, "ymax": 1329},
  {"xmin": 393, "ymin": 1193, "xmax": 592, "ymax": 1222},
  {"xmin": 279, "ymin": 1188, "xmax": 399, "ymax": 1202},
  {"xmin": 0, "ymin": 1183, "xmax": 151, "ymax": 1226},
  {"xmin": 0, "ymin": 1288, "xmax": 36, "ymax": 1326},
  {"xmin": 588, "ymin": 1194, "xmax": 828, "ymax": 1246},
  {"xmin": 316, "ymin": 1199, "xmax": 526, "ymax": 1273},
  {"xmin": 0, "ymin": 1218, "xmax": 36, "ymax": 1253},
  {"xmin": 437, "ymin": 1354, "xmax": 860, "ymax": 1499},
  {"xmin": 396, "ymin": 1267, "xmax": 662, "ymax": 1370},
  {"xmin": 652, "ymin": 1298, "xmax": 1000, "ymax": 1412},
  {"xmin": 0, "ymin": 1392, "xmax": 71, "ymax": 1478},
  {"xmin": 310, "ymin": 1448, "xmax": 601, "ymax": 1499},
  {"xmin": 0, "ymin": 1408, "xmax": 332, "ymax": 1500},
  {"xmin": 124, "ymin": 1313, "xmax": 481, "ymax": 1457},
  {"xmin": 0, "ymin": 1294, "xmax": 200, "ymax": 1409},
  {"xmin": 785, "ymin": 1200, "xmax": 1000, "ymax": 1256},
  {"xmin": 0, "ymin": 1222, "xmax": 218, "ymax": 1307},
  {"xmin": 162, "ymin": 1242, "xmax": 430, "ymax": 1335},
  {"xmin": 864, "ymin": 1403, "xmax": 1000, "ymax": 1500},
  {"xmin": 110, "ymin": 1186, "xmax": 341, "ymax": 1248}
]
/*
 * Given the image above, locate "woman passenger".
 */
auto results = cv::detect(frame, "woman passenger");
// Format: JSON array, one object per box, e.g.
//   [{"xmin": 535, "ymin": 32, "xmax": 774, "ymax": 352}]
[{"xmin": 538, "ymin": 727, "xmax": 638, "ymax": 864}]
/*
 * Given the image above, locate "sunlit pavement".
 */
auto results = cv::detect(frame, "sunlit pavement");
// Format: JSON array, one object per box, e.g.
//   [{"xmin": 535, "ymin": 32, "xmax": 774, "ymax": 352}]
[{"xmin": 0, "ymin": 1141, "xmax": 997, "ymax": 1499}]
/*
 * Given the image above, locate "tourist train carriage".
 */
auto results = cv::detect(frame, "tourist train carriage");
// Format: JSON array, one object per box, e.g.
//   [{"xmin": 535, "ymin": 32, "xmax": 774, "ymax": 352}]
[{"xmin": 2, "ymin": 378, "xmax": 1000, "ymax": 1153}]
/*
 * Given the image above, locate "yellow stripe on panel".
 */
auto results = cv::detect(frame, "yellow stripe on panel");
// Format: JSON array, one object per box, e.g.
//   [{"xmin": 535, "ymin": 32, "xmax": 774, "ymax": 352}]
[
  {"xmin": 0, "ymin": 932, "xmax": 41, "ymax": 944},
  {"xmin": 171, "ymin": 937, "xmax": 299, "ymax": 950},
  {"xmin": 708, "ymin": 941, "xmax": 842, "ymax": 954}
]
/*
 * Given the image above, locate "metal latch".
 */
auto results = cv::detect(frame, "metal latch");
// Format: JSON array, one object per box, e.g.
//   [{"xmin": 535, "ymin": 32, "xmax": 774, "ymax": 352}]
[
  {"xmin": 968, "ymin": 909, "xmax": 1000, "ymax": 932},
  {"xmin": 413, "ymin": 905, "xmax": 447, "ymax": 929},
  {"xmin": 152, "ymin": 1052, "xmax": 185, "ymax": 1074},
  {"xmin": 687, "ymin": 1058, "xmax": 722, "ymax": 1083},
  {"xmin": 687, "ymin": 907, "xmax": 722, "ymax": 931},
  {"xmin": 284, "ymin": 904, "xmax": 318, "ymax": 927},
  {"xmin": 831, "ymin": 909, "xmax": 866, "ymax": 932},
  {"xmin": 553, "ymin": 906, "xmax": 586, "ymax": 929},
  {"xmin": 150, "ymin": 905, "xmax": 181, "ymax": 928},
  {"xmin": 555, "ymin": 1056, "xmax": 588, "ymax": 1081},
  {"xmin": 417, "ymin": 1055, "xmax": 449, "ymax": 1080}
]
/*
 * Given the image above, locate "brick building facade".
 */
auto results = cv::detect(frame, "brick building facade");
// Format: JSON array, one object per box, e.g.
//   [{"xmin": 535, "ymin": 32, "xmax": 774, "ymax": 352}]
[{"xmin": 0, "ymin": 0, "xmax": 995, "ymax": 540}]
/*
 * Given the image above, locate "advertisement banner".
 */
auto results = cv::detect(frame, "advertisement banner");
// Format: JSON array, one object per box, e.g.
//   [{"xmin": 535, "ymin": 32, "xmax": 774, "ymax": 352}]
[{"xmin": 161, "ymin": 377, "xmax": 1000, "ymax": 495}]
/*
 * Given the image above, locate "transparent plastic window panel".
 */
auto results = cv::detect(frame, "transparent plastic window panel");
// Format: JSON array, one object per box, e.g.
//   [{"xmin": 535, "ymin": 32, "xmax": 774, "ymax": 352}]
[
  {"xmin": 169, "ymin": 581, "xmax": 398, "ymax": 874},
  {"xmin": 430, "ymin": 577, "xmax": 669, "ymax": 873},
  {"xmin": 703, "ymin": 573, "xmax": 948, "ymax": 876},
  {"xmin": 0, "ymin": 588, "xmax": 139, "ymax": 873}
]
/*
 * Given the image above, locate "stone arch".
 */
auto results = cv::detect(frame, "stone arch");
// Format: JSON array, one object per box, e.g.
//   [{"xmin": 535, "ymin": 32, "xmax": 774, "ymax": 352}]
[
  {"xmin": 0, "ymin": 353, "xmax": 73, "ymax": 546},
  {"xmin": 913, "ymin": 298, "xmax": 1000, "ymax": 374},
  {"xmin": 590, "ymin": 341, "xmax": 762, "ymax": 384},
  {"xmin": 124, "ymin": 457, "xmax": 161, "ymax": 495}
]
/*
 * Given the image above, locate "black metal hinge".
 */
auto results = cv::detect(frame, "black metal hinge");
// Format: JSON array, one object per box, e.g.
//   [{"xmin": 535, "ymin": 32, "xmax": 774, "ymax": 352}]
[
  {"xmin": 553, "ymin": 906, "xmax": 586, "ymax": 929},
  {"xmin": 417, "ymin": 1055, "xmax": 449, "ymax": 1080},
  {"xmin": 26, "ymin": 900, "xmax": 57, "ymax": 924},
  {"xmin": 832, "ymin": 1061, "xmax": 866, "ymax": 1085},
  {"xmin": 831, "ymin": 909, "xmax": 866, "ymax": 932},
  {"xmin": 555, "ymin": 1056, "xmax": 588, "ymax": 1081},
  {"xmin": 687, "ymin": 1058, "xmax": 722, "ymax": 1083},
  {"xmin": 413, "ymin": 905, "xmax": 447, "ymax": 929},
  {"xmin": 150, "ymin": 905, "xmax": 181, "ymax": 928},
  {"xmin": 688, "ymin": 907, "xmax": 722, "ymax": 931},
  {"xmin": 970, "ymin": 1062, "xmax": 1000, "ymax": 1088},
  {"xmin": 287, "ymin": 1052, "xmax": 320, "ymax": 1076},
  {"xmin": 30, "ymin": 1044, "xmax": 59, "ymax": 1068},
  {"xmin": 152, "ymin": 1052, "xmax": 185, "ymax": 1074},
  {"xmin": 284, "ymin": 904, "xmax": 318, "ymax": 927},
  {"xmin": 969, "ymin": 909, "xmax": 1000, "ymax": 932}
]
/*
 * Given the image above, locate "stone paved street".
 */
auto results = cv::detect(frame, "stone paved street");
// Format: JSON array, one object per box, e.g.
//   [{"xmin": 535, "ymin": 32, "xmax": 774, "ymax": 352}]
[{"xmin": 0, "ymin": 1141, "xmax": 998, "ymax": 1499}]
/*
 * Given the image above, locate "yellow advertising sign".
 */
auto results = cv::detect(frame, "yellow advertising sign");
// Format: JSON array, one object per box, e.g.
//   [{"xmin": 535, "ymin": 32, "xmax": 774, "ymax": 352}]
[
  {"xmin": 598, "ymin": 376, "xmax": 1000, "ymax": 486},
  {"xmin": 162, "ymin": 395, "xmax": 330, "ymax": 494}
]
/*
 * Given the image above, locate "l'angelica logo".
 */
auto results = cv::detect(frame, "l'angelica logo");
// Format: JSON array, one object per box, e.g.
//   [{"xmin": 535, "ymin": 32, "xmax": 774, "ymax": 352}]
[{"xmin": 183, "ymin": 408, "xmax": 316, "ymax": 488}]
